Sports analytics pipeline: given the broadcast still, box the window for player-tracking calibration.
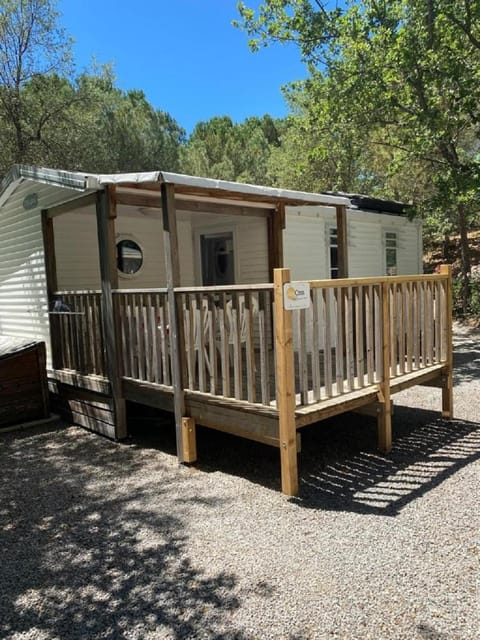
[385,232,398,275]
[116,239,143,275]
[200,232,235,286]
[329,227,339,279]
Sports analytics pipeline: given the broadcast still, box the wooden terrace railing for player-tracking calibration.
[291,274,450,408]
[50,290,105,376]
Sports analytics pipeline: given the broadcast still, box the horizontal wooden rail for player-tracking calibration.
[306,273,448,289]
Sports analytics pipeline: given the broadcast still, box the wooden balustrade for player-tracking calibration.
[176,285,275,405]
[289,273,451,409]
[50,291,105,376]
[113,289,172,387]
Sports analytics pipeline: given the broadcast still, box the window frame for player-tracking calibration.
[116,235,144,279]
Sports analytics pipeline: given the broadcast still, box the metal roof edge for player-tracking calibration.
[0,164,91,208]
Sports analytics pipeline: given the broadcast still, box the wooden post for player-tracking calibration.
[182,417,197,463]
[267,203,284,280]
[336,204,349,278]
[96,187,127,439]
[273,267,298,496]
[41,210,60,369]
[439,265,453,419]
[378,280,392,452]
[161,182,194,463]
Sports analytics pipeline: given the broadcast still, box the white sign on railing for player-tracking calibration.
[283,282,311,310]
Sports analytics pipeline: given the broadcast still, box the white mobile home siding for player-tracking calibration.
[284,206,422,280]
[54,208,269,290]
[0,182,81,364]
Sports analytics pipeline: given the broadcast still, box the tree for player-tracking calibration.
[237,0,480,312]
[181,114,281,184]
[0,0,72,164]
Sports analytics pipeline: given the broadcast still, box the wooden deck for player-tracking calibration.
[47,268,453,496]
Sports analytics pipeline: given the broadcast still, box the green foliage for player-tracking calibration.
[180,114,281,183]
[236,0,480,312]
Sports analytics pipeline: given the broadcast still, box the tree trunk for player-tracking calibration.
[457,203,471,315]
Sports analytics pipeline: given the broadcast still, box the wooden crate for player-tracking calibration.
[0,337,49,427]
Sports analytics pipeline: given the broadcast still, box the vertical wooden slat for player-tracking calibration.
[374,285,382,381]
[245,292,256,403]
[406,282,414,372]
[434,280,442,363]
[219,292,230,397]
[322,288,333,397]
[355,286,364,388]
[298,308,309,405]
[135,294,145,380]
[311,289,321,401]
[232,292,242,400]
[258,291,270,405]
[335,204,349,278]
[366,285,374,384]
[414,282,421,370]
[274,268,298,496]
[335,287,344,394]
[208,293,218,395]
[390,283,397,377]
[398,283,406,375]
[196,294,206,393]
[345,287,355,391]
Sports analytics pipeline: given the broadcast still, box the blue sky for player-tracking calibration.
[58,1,308,134]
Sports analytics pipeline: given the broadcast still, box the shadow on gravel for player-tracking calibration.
[0,425,247,640]
[294,406,480,516]
[452,327,480,384]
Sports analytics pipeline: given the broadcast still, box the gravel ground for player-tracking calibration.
[1,324,479,640]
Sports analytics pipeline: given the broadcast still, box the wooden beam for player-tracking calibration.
[274,267,298,496]
[41,210,61,369]
[161,182,187,462]
[336,204,349,278]
[175,198,272,218]
[46,192,97,218]
[182,417,197,463]
[377,281,392,452]
[439,264,453,419]
[267,205,284,280]
[96,187,127,439]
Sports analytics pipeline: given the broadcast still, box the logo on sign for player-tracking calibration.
[283,282,311,310]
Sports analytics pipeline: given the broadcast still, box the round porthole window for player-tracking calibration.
[116,239,143,275]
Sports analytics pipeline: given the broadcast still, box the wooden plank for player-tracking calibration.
[298,308,309,405]
[96,187,127,439]
[245,291,256,403]
[273,268,298,496]
[46,192,97,218]
[41,210,60,368]
[335,287,344,394]
[439,265,453,419]
[390,363,446,394]
[122,378,174,412]
[309,273,447,289]
[374,285,382,382]
[322,288,333,397]
[311,289,321,401]
[196,294,207,393]
[161,181,186,461]
[390,283,397,377]
[159,297,171,386]
[185,395,279,447]
[378,281,392,452]
[345,287,355,390]
[366,285,374,384]
[355,286,364,388]
[406,282,414,372]
[267,205,284,280]
[398,283,406,375]
[208,293,218,395]
[182,417,197,463]
[295,387,379,428]
[258,290,270,405]
[219,293,230,397]
[232,292,242,400]
[52,369,111,395]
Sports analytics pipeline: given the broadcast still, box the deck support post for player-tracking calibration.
[96,187,127,439]
[41,210,60,369]
[182,417,197,463]
[161,182,191,463]
[378,280,392,452]
[440,265,454,419]
[274,268,298,496]
[335,204,349,278]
